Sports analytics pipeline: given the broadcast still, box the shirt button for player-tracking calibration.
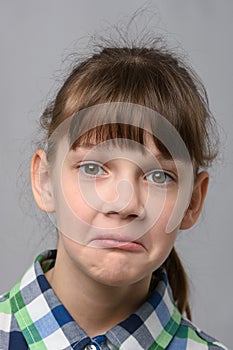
[84,345,98,350]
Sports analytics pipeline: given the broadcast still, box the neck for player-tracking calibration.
[45,247,151,338]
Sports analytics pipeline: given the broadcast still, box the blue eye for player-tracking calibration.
[145,170,174,185]
[79,163,106,176]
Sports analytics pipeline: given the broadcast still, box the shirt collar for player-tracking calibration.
[9,250,181,350]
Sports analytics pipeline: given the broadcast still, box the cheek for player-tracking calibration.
[64,187,94,222]
[145,190,178,230]
[146,201,180,263]
[56,170,97,223]
[147,227,178,270]
[51,171,98,244]
[158,190,182,230]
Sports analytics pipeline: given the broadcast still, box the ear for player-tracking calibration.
[31,149,55,212]
[180,171,209,229]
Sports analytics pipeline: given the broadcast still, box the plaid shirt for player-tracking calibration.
[0,250,228,350]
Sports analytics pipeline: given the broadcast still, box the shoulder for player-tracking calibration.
[171,317,229,350]
[0,291,29,349]
[0,292,12,347]
[0,292,12,329]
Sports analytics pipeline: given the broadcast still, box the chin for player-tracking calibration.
[95,275,141,287]
[89,264,148,287]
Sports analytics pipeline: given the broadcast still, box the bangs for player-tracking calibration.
[70,123,171,159]
[72,122,143,147]
[67,102,188,161]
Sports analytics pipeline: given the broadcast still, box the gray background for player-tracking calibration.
[0,1,232,348]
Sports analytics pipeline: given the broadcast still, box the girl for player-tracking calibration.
[0,38,228,349]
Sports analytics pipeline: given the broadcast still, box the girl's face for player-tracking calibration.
[32,134,208,287]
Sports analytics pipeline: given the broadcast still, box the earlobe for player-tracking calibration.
[31,149,55,212]
[180,171,209,230]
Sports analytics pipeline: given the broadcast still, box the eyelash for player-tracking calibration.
[145,170,174,185]
[78,162,107,177]
[77,162,175,185]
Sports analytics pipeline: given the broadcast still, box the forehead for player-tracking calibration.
[73,135,163,158]
[65,138,183,174]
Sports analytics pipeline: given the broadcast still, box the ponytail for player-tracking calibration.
[163,248,191,320]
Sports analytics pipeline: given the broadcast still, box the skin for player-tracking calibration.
[31,137,209,337]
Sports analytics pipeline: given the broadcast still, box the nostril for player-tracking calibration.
[119,212,138,220]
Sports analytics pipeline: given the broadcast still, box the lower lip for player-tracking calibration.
[89,239,145,251]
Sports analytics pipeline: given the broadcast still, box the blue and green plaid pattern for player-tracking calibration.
[0,250,228,349]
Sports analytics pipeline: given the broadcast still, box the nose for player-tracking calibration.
[101,177,146,220]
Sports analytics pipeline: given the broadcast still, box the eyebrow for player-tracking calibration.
[70,144,182,168]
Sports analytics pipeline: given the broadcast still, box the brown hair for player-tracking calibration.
[40,40,218,320]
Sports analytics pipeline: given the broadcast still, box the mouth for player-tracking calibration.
[88,236,145,251]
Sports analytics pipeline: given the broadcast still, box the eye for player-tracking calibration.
[145,170,174,185]
[79,162,106,177]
